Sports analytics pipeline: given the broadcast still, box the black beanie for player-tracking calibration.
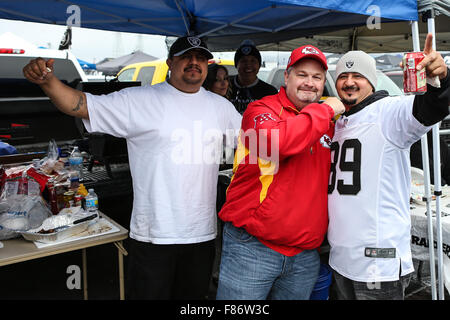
[234,40,262,67]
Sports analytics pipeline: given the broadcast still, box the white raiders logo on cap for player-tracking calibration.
[241,46,252,55]
[346,61,354,68]
[301,46,319,55]
[187,37,201,47]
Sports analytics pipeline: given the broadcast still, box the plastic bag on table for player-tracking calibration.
[47,139,59,161]
[0,165,50,202]
[0,195,52,240]
[39,140,66,176]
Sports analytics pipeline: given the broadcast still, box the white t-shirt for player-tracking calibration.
[328,95,430,282]
[82,81,242,244]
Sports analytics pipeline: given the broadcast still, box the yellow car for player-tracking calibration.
[208,58,237,76]
[116,58,237,86]
[116,59,169,85]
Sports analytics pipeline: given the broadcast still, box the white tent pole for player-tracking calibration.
[412,21,421,52]
[427,9,445,300]
[411,19,437,300]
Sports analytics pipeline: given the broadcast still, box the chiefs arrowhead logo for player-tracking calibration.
[301,46,319,55]
[254,113,276,128]
[320,134,332,148]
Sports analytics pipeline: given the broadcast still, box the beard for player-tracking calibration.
[340,86,359,106]
[297,88,320,103]
[182,65,203,85]
[341,98,358,106]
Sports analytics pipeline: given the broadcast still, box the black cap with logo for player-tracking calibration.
[234,39,262,67]
[168,36,213,59]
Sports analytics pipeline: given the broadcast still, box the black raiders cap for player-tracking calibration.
[168,36,213,60]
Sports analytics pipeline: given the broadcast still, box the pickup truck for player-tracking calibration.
[0,46,136,299]
[0,46,88,153]
[0,46,134,228]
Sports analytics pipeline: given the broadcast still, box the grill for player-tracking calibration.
[82,167,112,185]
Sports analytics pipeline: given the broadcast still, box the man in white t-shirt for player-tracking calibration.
[23,36,242,299]
[328,33,449,300]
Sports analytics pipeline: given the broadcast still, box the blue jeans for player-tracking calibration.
[216,222,320,300]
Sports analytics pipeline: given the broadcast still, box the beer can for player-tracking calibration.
[403,52,427,95]
[74,194,83,207]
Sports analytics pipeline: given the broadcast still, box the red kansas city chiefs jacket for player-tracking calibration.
[218,86,335,256]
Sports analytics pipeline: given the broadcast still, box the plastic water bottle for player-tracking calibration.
[69,146,83,181]
[85,188,98,213]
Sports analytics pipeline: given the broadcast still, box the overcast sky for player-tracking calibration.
[0,18,169,63]
[0,18,293,66]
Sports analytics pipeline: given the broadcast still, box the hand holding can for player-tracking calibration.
[403,52,427,95]
[402,33,448,94]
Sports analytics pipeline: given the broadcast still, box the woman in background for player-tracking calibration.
[202,64,231,99]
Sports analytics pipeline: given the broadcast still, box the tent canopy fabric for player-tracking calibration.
[95,50,158,75]
[418,0,450,16]
[0,0,418,51]
[255,12,450,53]
[77,58,96,70]
[252,0,450,53]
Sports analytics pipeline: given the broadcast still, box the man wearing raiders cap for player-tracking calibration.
[23,36,242,299]
[216,45,345,300]
[327,33,450,300]
[229,40,278,114]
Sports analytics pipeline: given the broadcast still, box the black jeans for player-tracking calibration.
[126,238,215,300]
[333,270,412,300]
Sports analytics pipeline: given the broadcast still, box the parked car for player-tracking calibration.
[116,59,169,85]
[207,58,237,76]
[257,67,273,82]
[0,44,135,210]
[116,58,237,86]
[0,45,88,149]
[383,68,403,91]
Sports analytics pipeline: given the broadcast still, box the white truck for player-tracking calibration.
[0,45,88,153]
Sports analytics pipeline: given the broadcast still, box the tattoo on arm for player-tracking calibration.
[72,94,85,113]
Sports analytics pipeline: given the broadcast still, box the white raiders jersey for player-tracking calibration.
[328,95,431,282]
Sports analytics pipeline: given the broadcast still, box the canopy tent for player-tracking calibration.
[1,0,448,300]
[255,0,450,53]
[95,50,158,75]
[77,58,96,70]
[0,0,418,52]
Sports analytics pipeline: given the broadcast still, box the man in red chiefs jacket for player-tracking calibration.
[216,45,345,300]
